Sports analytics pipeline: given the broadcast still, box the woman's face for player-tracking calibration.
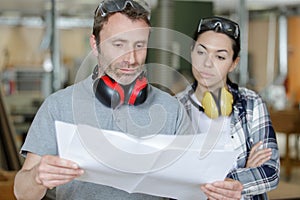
[191,31,239,91]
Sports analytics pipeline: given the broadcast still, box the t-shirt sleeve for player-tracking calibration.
[20,96,59,157]
[175,100,194,135]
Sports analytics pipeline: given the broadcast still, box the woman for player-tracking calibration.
[176,16,280,199]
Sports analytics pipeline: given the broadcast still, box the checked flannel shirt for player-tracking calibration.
[176,80,280,200]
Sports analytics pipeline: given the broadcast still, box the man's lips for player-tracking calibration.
[119,68,137,74]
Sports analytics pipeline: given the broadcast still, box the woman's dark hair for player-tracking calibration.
[191,16,240,61]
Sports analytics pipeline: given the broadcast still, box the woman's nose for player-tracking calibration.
[204,55,213,68]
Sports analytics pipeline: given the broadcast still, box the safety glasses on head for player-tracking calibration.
[197,16,240,40]
[95,0,151,20]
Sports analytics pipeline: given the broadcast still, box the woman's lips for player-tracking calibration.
[199,71,214,78]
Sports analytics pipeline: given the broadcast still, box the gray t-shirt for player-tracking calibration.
[21,76,193,200]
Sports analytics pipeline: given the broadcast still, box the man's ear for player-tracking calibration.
[90,35,99,56]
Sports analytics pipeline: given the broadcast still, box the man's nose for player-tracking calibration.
[124,49,137,65]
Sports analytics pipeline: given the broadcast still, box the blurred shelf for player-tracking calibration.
[270,108,300,180]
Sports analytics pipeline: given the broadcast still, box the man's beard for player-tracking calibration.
[104,64,144,85]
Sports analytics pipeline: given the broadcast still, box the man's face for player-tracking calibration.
[96,13,150,85]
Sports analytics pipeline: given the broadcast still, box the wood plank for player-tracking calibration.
[0,85,21,170]
[268,181,300,199]
[0,171,16,200]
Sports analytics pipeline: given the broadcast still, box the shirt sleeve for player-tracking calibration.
[20,96,59,157]
[226,95,280,196]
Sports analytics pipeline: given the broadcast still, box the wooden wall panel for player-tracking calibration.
[248,19,269,92]
[287,16,300,104]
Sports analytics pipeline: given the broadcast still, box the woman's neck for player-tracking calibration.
[194,84,226,102]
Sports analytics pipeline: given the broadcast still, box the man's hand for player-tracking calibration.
[246,141,272,168]
[33,155,84,189]
[201,178,243,200]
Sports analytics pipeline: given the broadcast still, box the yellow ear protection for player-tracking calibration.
[201,87,233,119]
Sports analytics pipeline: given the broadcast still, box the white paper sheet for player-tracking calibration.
[55,121,239,200]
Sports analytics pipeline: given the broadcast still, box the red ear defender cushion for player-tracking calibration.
[128,75,148,105]
[94,75,125,108]
[93,74,148,108]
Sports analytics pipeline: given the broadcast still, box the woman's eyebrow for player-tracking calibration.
[198,44,229,54]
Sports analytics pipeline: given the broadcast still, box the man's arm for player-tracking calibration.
[14,153,84,200]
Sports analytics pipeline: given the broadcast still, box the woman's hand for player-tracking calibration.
[201,178,243,200]
[246,141,272,168]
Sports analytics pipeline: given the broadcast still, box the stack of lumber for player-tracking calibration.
[0,170,16,200]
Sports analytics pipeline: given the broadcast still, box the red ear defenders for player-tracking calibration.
[201,87,233,119]
[93,74,148,108]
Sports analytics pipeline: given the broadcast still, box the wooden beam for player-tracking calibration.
[0,85,21,170]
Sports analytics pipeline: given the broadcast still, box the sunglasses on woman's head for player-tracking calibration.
[197,17,240,40]
[95,0,151,20]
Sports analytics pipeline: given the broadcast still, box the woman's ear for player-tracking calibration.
[90,35,99,57]
[229,56,240,72]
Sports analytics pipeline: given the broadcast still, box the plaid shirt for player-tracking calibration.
[176,81,280,200]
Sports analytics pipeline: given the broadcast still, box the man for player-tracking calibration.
[14,0,192,199]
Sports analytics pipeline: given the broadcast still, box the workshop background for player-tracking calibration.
[1,0,300,199]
